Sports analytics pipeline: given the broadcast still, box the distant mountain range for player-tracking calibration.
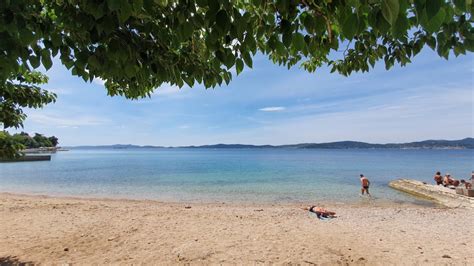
[70,138,474,150]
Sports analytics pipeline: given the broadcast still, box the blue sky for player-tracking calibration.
[15,48,474,146]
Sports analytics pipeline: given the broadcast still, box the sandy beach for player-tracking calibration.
[0,193,472,265]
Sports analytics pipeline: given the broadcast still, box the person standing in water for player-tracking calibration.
[360,174,371,196]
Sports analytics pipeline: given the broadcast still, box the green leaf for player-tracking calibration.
[392,15,409,38]
[107,0,121,11]
[216,50,226,63]
[381,0,400,25]
[342,13,358,39]
[426,36,436,50]
[118,2,132,23]
[183,76,194,87]
[282,32,292,48]
[224,52,235,69]
[215,9,230,33]
[464,39,474,52]
[181,22,193,39]
[292,33,305,51]
[154,0,168,7]
[426,0,443,19]
[88,3,105,19]
[453,0,467,11]
[425,8,446,33]
[453,45,465,56]
[125,64,136,77]
[276,0,290,14]
[19,29,35,45]
[414,0,427,15]
[71,66,78,76]
[236,58,244,74]
[196,0,207,8]
[303,14,316,33]
[41,50,52,70]
[314,16,327,34]
[29,56,40,69]
[88,55,100,68]
[242,52,253,68]
[50,33,62,46]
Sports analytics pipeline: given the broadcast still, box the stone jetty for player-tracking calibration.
[389,179,474,209]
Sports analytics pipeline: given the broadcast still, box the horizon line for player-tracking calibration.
[62,137,473,148]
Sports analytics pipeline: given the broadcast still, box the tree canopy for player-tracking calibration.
[0,0,473,132]
[0,131,59,159]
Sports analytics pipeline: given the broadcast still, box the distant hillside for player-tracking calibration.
[286,138,474,149]
[185,144,277,149]
[70,138,474,150]
[71,144,164,149]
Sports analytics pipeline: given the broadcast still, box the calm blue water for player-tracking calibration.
[0,149,472,204]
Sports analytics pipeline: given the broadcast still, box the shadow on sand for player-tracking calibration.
[0,256,34,266]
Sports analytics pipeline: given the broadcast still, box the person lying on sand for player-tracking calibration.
[303,206,336,219]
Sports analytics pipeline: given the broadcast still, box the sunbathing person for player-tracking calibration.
[304,206,336,218]
[443,174,453,187]
[444,174,460,187]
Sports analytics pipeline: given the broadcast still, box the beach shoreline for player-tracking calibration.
[1,192,472,265]
[0,189,438,208]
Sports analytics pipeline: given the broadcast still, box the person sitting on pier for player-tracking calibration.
[443,174,452,187]
[460,180,472,189]
[444,174,460,187]
[433,172,443,185]
[453,179,460,187]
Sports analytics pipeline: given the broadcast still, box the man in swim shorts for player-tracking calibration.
[360,174,370,196]
[433,171,443,185]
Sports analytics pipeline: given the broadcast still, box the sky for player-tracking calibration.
[13,48,474,146]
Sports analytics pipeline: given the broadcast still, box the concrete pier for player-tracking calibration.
[389,179,474,209]
[0,155,51,162]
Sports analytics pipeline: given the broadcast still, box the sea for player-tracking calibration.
[0,148,472,205]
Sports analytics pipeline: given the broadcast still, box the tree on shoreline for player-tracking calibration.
[0,131,59,159]
[0,0,472,157]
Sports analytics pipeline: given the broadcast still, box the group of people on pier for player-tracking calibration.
[433,171,472,189]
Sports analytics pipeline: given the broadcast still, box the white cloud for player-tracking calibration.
[179,125,190,129]
[153,84,182,95]
[259,106,286,112]
[93,78,106,86]
[28,113,109,128]
[245,87,474,144]
[46,87,73,95]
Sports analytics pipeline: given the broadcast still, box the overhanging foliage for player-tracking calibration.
[0,0,472,132]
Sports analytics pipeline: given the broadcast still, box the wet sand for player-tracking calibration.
[0,193,472,265]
